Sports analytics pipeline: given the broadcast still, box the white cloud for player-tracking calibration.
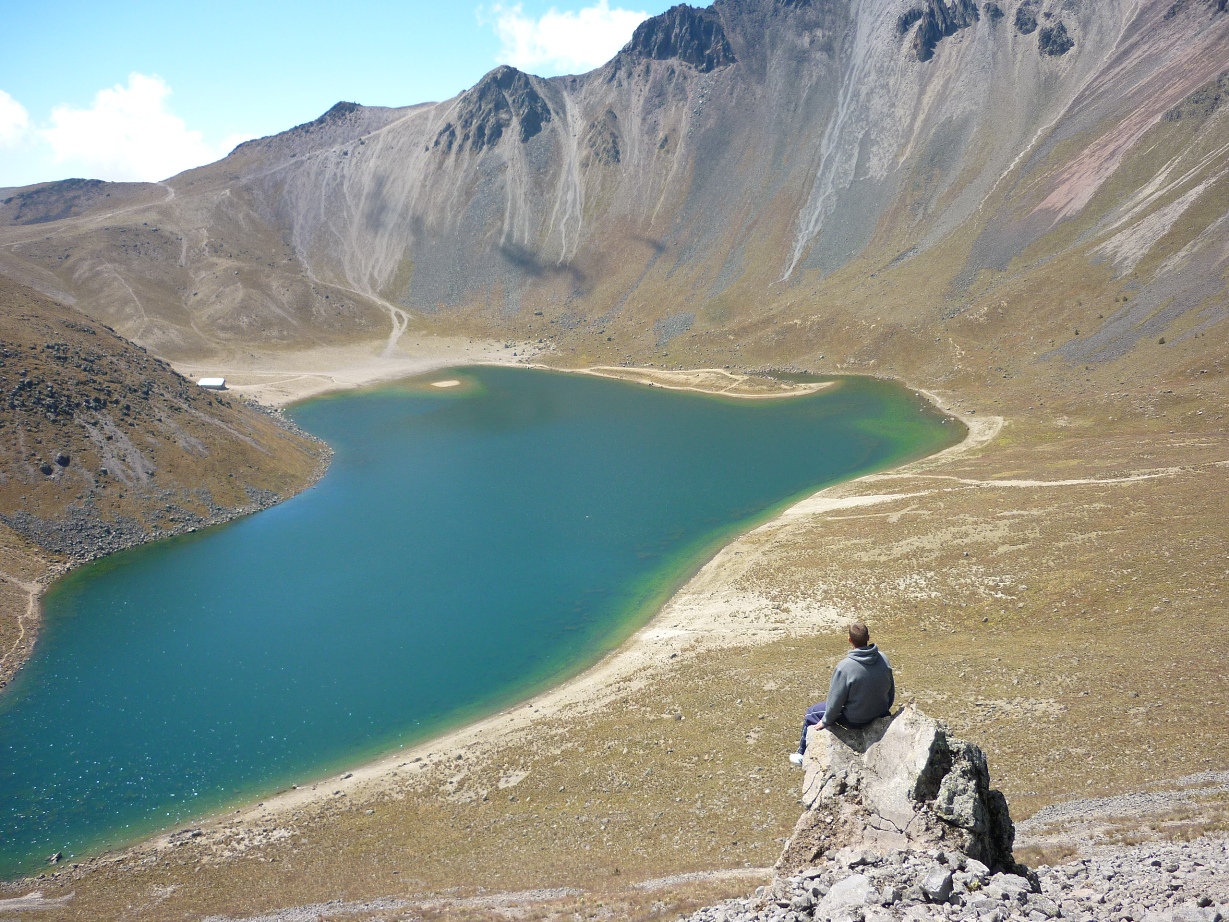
[484,0,650,75]
[0,90,29,148]
[40,73,230,182]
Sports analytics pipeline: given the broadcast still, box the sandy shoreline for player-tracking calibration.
[171,336,530,406]
[172,345,834,409]
[534,365,835,399]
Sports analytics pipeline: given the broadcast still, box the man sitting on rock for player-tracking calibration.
[789,621,894,765]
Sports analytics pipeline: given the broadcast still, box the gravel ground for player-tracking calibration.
[1018,773,1229,832]
[681,837,1229,922]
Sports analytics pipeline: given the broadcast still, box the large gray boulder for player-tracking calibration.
[778,705,1016,875]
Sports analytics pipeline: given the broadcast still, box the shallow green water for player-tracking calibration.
[0,366,960,877]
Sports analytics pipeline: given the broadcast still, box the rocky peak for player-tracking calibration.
[275,102,365,142]
[619,4,736,73]
[231,100,407,159]
[308,101,361,126]
[434,66,552,156]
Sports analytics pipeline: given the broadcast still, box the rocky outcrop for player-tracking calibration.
[1165,0,1222,17]
[897,9,925,35]
[433,66,552,155]
[1038,21,1075,56]
[299,101,361,129]
[680,707,1229,921]
[778,706,1016,875]
[1165,73,1229,121]
[231,100,408,160]
[908,0,981,62]
[1015,0,1039,34]
[582,109,622,167]
[619,4,735,72]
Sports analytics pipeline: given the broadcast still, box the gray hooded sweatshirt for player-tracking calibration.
[826,644,895,727]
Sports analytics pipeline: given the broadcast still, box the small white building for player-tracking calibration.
[197,377,227,390]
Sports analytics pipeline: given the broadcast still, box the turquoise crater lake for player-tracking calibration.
[0,367,960,877]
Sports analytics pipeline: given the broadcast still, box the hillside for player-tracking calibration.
[0,276,327,688]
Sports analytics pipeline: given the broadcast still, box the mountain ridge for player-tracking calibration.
[0,0,1224,387]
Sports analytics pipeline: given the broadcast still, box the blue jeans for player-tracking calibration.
[798,701,826,755]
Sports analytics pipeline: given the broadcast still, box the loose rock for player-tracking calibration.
[680,707,1229,922]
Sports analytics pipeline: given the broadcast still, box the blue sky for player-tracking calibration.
[0,0,674,188]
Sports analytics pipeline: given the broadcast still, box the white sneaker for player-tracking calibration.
[789,752,804,766]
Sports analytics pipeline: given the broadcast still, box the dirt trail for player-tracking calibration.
[192,868,773,922]
[0,571,44,683]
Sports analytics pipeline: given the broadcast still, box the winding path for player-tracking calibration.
[0,570,42,681]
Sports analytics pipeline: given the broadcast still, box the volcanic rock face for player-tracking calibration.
[433,66,554,155]
[1014,0,1038,33]
[906,0,981,62]
[1038,20,1074,56]
[778,706,1016,875]
[1166,73,1229,121]
[620,4,735,72]
[0,0,1226,370]
[583,109,623,167]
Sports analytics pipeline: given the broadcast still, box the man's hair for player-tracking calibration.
[848,622,870,647]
